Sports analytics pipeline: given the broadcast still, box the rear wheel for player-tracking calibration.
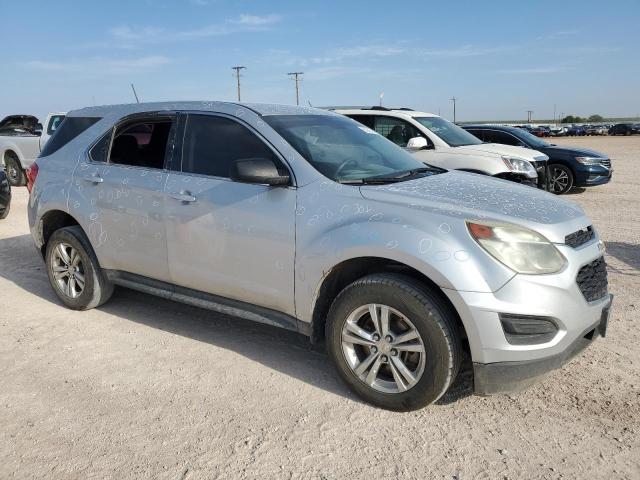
[45,226,113,310]
[326,274,461,411]
[4,155,26,187]
[548,164,574,195]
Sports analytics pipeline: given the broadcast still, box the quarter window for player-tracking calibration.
[181,114,279,178]
[40,117,101,157]
[89,132,111,163]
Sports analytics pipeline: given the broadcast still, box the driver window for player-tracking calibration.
[374,116,422,147]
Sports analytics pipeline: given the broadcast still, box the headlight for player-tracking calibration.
[576,156,604,166]
[467,221,567,274]
[501,156,537,177]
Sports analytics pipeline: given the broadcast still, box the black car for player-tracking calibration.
[0,169,11,219]
[608,123,640,136]
[463,125,612,194]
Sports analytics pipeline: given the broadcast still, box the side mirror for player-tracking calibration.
[34,123,43,136]
[406,136,431,150]
[230,157,290,186]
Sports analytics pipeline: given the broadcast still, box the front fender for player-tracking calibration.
[293,180,515,323]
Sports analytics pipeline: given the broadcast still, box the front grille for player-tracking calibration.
[576,257,608,302]
[565,226,594,248]
[600,159,611,168]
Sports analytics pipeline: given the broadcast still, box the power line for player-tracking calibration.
[232,66,246,102]
[450,96,457,123]
[288,72,304,106]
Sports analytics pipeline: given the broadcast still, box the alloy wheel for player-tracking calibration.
[341,304,426,393]
[549,167,570,193]
[51,242,85,299]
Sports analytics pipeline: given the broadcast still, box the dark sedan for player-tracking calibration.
[609,123,640,136]
[0,169,11,219]
[463,125,612,194]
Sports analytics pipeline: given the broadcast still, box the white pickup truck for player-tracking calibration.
[0,113,66,186]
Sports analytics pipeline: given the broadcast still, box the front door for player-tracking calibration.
[165,113,296,316]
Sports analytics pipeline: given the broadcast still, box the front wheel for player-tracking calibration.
[4,155,26,187]
[326,274,461,411]
[548,164,574,194]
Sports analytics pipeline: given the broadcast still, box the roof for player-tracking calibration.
[67,101,335,118]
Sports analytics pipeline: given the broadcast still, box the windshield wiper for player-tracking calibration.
[340,167,441,185]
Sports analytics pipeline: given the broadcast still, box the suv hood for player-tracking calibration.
[359,170,587,243]
[449,143,548,161]
[542,145,607,159]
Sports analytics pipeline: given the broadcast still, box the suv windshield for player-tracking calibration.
[414,117,482,147]
[264,114,433,183]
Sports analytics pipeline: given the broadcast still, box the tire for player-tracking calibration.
[45,226,114,310]
[0,202,9,220]
[326,273,461,411]
[4,155,26,187]
[548,164,574,195]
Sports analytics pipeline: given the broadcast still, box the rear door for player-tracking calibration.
[165,112,296,316]
[78,113,176,282]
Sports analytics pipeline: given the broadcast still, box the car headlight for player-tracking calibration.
[467,221,567,274]
[501,156,537,177]
[576,156,605,166]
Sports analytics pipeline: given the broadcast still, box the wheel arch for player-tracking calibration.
[38,209,84,258]
[309,256,468,349]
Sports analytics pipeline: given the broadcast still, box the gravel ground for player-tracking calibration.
[1,136,638,479]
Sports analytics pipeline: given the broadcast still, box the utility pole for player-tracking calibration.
[450,97,457,123]
[288,72,304,106]
[232,66,246,102]
[527,110,533,123]
[553,103,557,125]
[130,83,140,103]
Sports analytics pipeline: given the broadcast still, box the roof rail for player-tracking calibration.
[322,106,414,112]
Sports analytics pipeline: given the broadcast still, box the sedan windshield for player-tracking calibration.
[513,129,550,148]
[414,116,482,147]
[264,114,435,183]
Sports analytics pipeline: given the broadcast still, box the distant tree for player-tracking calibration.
[561,115,584,124]
[588,114,604,122]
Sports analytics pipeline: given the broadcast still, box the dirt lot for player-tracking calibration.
[0,136,638,479]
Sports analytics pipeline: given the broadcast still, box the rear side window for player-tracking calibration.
[40,117,101,157]
[109,119,173,169]
[465,129,484,141]
[484,130,523,146]
[181,114,278,178]
[373,116,422,147]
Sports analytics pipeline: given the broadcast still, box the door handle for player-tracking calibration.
[81,174,103,184]
[169,191,197,203]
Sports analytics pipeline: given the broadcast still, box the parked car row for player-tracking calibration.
[24,101,612,411]
[513,122,640,137]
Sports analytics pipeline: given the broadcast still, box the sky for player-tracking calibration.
[1,0,639,122]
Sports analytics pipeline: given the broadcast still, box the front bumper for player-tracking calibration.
[575,164,613,187]
[443,238,611,393]
[473,296,611,394]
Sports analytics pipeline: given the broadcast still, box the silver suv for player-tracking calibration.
[28,102,612,411]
